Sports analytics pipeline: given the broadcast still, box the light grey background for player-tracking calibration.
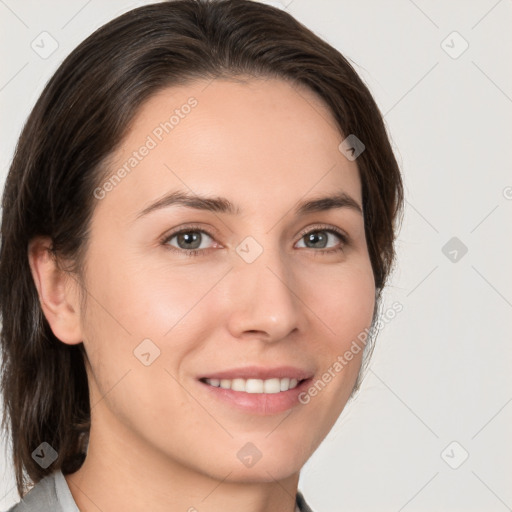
[1,0,511,510]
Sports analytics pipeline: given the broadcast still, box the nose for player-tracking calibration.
[226,248,301,342]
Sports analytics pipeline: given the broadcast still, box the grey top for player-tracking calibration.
[4,469,315,512]
[4,470,79,512]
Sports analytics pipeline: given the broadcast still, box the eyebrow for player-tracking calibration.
[135,190,363,220]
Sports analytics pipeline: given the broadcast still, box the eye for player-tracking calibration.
[295,225,349,255]
[160,224,217,257]
[160,223,349,257]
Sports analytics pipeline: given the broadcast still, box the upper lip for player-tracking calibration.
[198,365,314,381]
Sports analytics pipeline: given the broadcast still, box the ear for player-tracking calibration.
[27,236,84,345]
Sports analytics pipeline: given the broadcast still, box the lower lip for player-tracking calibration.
[197,378,313,415]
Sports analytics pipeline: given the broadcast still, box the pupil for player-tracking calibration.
[307,231,326,248]
[179,232,201,249]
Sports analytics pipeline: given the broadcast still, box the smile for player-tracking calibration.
[201,377,302,393]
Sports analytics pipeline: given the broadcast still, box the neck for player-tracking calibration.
[64,408,301,512]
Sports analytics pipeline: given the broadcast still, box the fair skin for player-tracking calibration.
[28,76,375,512]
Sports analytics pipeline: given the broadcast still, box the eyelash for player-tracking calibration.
[160,223,349,258]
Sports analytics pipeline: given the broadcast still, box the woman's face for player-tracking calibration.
[75,77,375,481]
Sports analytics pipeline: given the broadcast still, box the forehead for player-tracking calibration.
[95,76,362,220]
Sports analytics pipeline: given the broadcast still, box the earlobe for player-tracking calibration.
[27,236,83,345]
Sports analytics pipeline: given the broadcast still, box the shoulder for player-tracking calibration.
[3,471,63,512]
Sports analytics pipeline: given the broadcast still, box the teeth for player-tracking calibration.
[204,377,300,393]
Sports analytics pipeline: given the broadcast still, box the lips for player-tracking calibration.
[197,365,314,381]
[198,375,314,415]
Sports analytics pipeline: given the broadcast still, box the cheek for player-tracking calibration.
[298,260,375,405]
[87,243,218,340]
[305,258,376,348]
[79,251,213,432]
[335,271,375,344]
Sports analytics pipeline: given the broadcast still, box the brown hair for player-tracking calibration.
[0,0,404,498]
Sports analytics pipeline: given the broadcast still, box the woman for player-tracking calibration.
[0,1,404,510]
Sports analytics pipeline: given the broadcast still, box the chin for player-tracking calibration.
[196,444,306,483]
